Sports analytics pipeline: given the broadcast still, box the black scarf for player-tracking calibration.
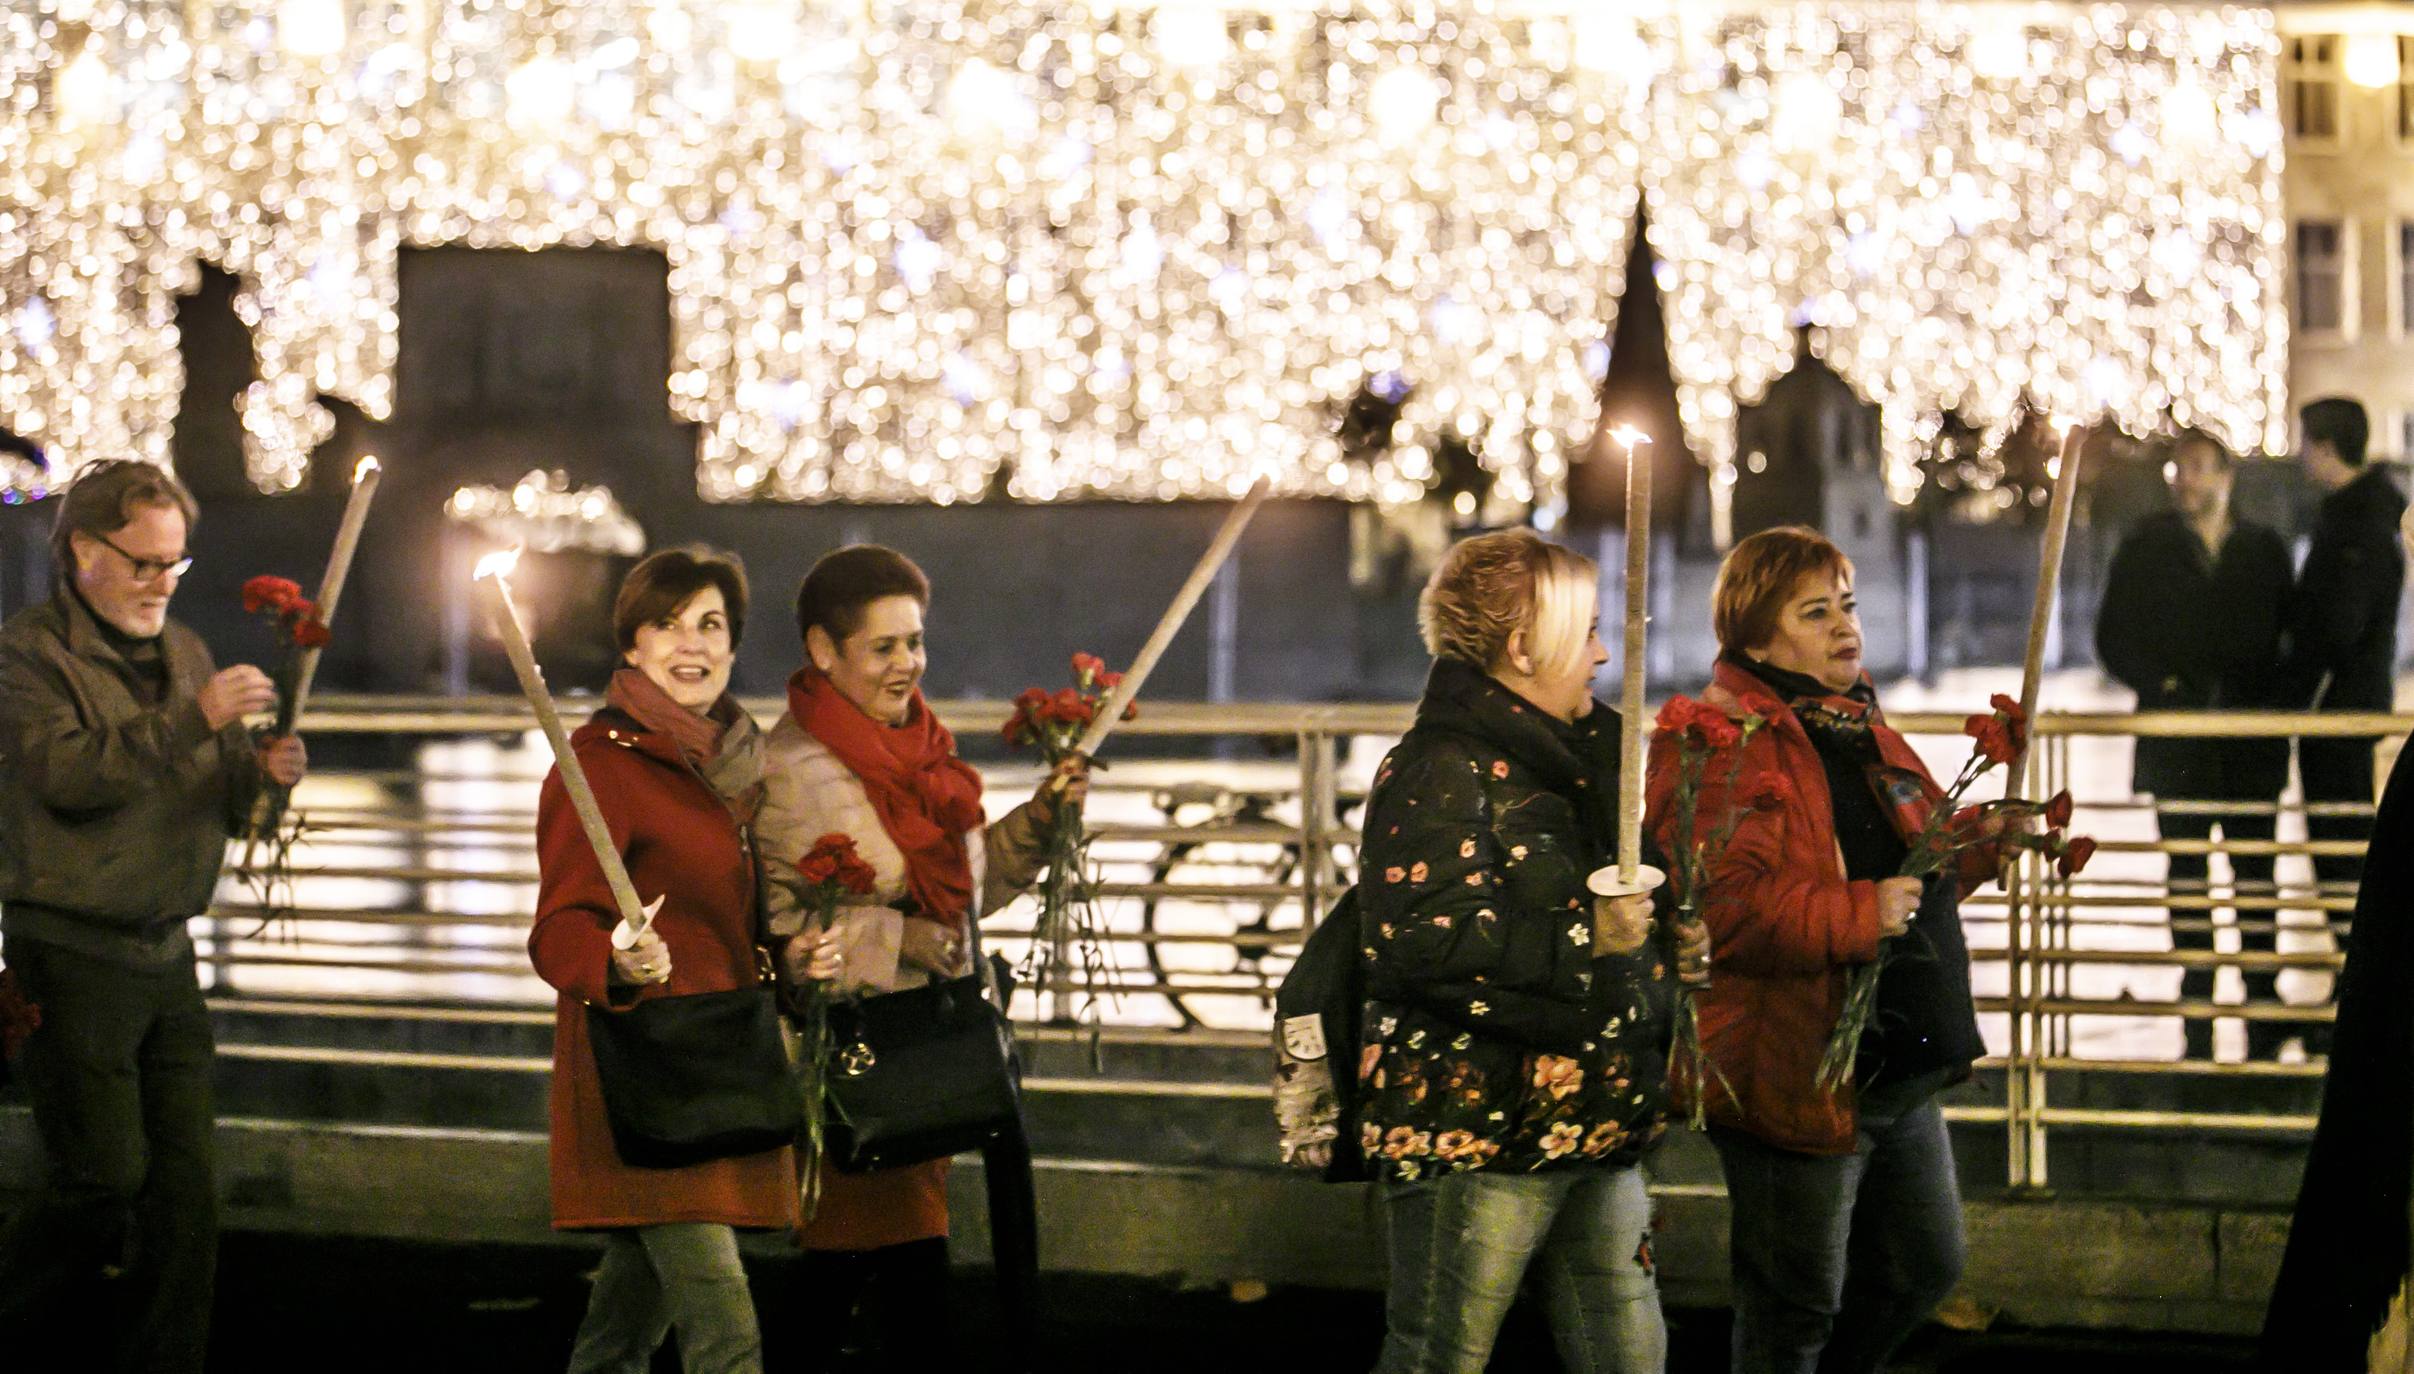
[1726,652,1905,881]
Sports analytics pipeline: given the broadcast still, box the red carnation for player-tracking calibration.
[1963,712,2016,767]
[1654,696,1700,733]
[2044,790,2074,831]
[1655,696,1741,751]
[291,618,331,649]
[1096,669,1124,691]
[1740,771,1793,812]
[1070,652,1107,687]
[2056,835,2097,878]
[1045,688,1094,726]
[797,833,877,896]
[242,575,303,614]
[1988,693,2030,755]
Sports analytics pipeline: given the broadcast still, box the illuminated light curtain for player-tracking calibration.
[1643,3,2288,501]
[0,1,2287,509]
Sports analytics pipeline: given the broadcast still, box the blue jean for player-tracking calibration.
[1709,1094,1965,1374]
[1377,1165,1665,1374]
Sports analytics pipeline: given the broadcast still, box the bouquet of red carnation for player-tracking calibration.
[790,831,879,1216]
[1814,694,2095,1093]
[999,651,1131,1032]
[236,574,335,885]
[1651,696,1785,1129]
[242,576,331,736]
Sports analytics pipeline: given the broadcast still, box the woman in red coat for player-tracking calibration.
[1645,527,1999,1374]
[530,547,838,1374]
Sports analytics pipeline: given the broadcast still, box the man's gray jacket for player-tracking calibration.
[0,590,261,966]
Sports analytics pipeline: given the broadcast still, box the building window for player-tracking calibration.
[2402,38,2414,141]
[2403,220,2414,335]
[2287,35,2341,141]
[2297,219,2348,334]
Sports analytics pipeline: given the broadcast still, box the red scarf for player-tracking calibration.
[786,668,984,929]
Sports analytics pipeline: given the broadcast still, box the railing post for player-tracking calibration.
[1298,726,1339,936]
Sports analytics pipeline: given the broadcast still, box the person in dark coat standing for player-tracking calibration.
[2262,716,2414,1368]
[0,460,306,1372]
[2095,430,2293,1059]
[2278,398,2405,1054]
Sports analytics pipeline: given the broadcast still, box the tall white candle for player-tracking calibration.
[1073,474,1271,760]
[285,453,380,729]
[474,548,650,938]
[1611,424,1653,883]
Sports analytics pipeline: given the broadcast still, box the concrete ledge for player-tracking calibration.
[0,1109,2285,1335]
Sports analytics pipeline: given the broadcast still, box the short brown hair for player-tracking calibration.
[50,459,200,576]
[2170,427,2233,470]
[1418,529,1597,674]
[1712,526,1855,653]
[613,546,749,652]
[794,544,931,644]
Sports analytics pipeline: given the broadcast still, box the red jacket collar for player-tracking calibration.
[571,708,686,769]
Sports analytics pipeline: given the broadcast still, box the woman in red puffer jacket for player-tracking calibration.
[1645,527,2003,1374]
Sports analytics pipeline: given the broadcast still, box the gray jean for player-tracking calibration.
[1709,1093,1965,1374]
[1377,1165,1666,1374]
[567,1223,762,1374]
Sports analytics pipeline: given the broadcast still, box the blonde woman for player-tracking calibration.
[1360,529,1696,1374]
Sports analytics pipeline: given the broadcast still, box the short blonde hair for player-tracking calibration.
[1712,526,1855,653]
[1418,530,1598,676]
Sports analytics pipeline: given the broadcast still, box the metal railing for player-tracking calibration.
[198,695,2400,1189]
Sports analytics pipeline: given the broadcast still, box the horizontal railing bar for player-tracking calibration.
[286,696,2414,741]
[1983,997,2337,1023]
[2037,1056,2326,1078]
[2033,1108,2318,1132]
[216,1042,551,1073]
[207,998,554,1026]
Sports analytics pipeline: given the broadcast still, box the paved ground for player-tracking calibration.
[13,1232,2246,1372]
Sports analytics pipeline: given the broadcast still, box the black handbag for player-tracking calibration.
[822,944,1024,1173]
[584,809,807,1170]
[587,982,806,1168]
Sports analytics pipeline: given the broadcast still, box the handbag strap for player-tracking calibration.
[965,897,1006,1008]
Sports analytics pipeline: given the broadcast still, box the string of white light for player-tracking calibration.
[0,1,2287,509]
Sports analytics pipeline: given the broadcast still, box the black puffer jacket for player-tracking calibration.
[1355,658,1673,1181]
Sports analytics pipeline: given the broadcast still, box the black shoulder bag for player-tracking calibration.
[585,830,807,1169]
[822,913,1025,1173]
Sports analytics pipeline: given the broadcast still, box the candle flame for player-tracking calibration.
[353,453,380,482]
[474,547,522,581]
[1607,423,1651,450]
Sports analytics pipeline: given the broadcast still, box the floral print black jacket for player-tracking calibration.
[1356,657,1674,1181]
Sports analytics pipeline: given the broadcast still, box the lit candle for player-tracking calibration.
[283,453,380,731]
[2014,418,2085,788]
[1073,474,1270,761]
[1610,423,1653,884]
[474,548,656,951]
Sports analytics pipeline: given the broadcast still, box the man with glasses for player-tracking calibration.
[0,459,306,1370]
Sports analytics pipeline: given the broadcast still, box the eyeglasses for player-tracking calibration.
[90,530,193,583]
